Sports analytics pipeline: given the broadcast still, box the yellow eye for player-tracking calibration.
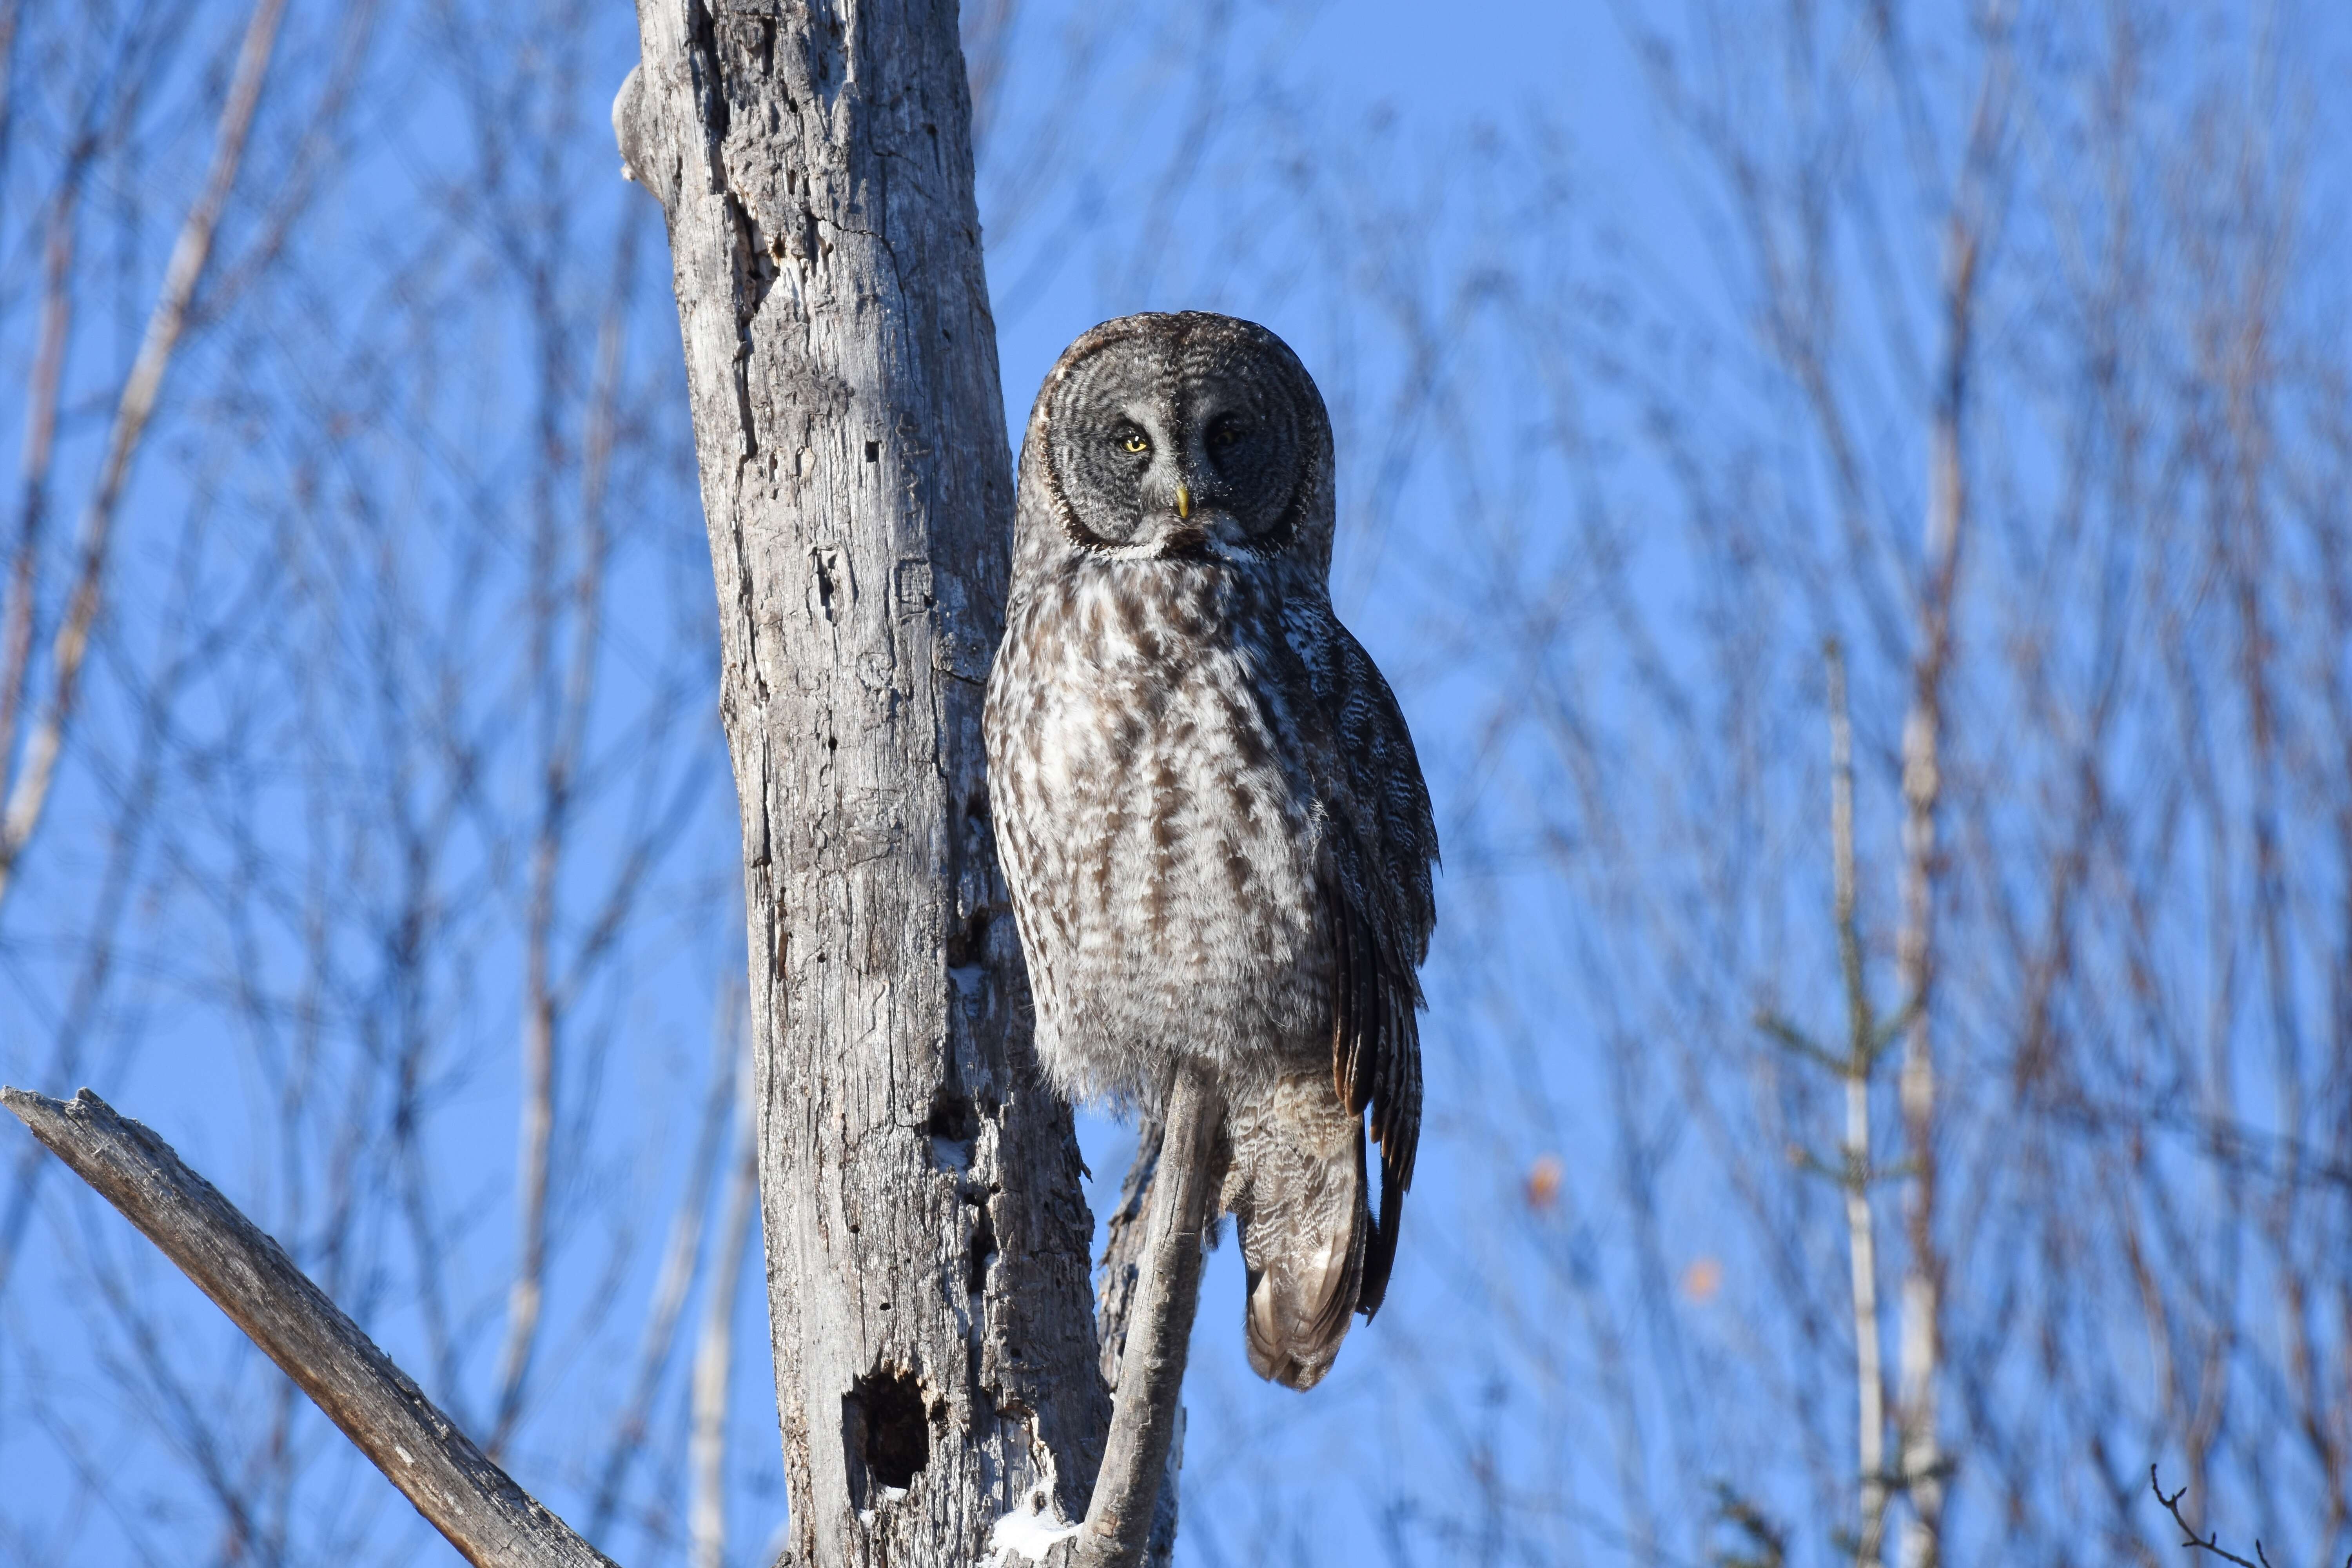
[1122,432,1149,454]
[1211,421,1241,446]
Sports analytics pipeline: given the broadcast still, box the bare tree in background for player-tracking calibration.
[1758,641,1909,1568]
[1221,2,2352,1564]
[0,0,751,1557]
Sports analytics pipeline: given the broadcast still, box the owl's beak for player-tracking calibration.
[1175,481,1192,521]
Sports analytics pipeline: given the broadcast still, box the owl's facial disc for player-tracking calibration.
[1045,326,1309,559]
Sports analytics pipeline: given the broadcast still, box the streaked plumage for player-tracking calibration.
[984,312,1436,1390]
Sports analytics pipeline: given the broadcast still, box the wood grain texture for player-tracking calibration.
[0,1087,615,1568]
[1090,1115,1181,1568]
[1075,1062,1219,1568]
[618,3,1111,1563]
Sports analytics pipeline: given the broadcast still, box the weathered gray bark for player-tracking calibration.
[1091,1118,1182,1568]
[0,1088,616,1568]
[1075,1065,1217,1568]
[616,4,1111,1564]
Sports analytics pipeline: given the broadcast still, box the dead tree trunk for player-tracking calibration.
[615,4,1110,1564]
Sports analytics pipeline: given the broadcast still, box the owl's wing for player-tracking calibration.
[1307,613,1437,1318]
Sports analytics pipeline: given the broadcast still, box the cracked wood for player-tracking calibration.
[619,3,1111,1563]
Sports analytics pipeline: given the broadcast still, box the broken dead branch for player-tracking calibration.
[0,1087,615,1568]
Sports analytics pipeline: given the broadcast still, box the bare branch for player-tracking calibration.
[1090,1111,1181,1567]
[1756,1011,1848,1078]
[2147,1465,2327,1568]
[1894,31,2008,1563]
[0,1087,617,1568]
[0,0,287,910]
[1827,638,1890,1568]
[1076,1060,1221,1568]
[586,991,743,1539]
[0,176,78,784]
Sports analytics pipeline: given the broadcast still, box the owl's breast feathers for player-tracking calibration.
[985,558,1436,1305]
[988,560,1320,1095]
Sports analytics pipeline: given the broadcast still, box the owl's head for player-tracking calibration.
[1019,312,1334,575]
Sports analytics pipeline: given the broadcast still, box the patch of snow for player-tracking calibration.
[985,1487,1081,1566]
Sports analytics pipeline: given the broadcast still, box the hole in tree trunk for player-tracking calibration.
[844,1367,931,1506]
[967,1209,997,1296]
[927,1089,978,1172]
[944,908,990,969]
[925,1090,978,1144]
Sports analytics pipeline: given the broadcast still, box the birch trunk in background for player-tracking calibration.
[617,3,1110,1564]
[1896,45,2004,1567]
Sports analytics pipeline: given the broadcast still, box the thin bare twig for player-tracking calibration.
[0,176,78,784]
[585,986,741,1539]
[0,0,287,911]
[2148,1465,2348,1568]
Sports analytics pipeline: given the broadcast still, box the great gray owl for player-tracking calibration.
[984,311,1436,1392]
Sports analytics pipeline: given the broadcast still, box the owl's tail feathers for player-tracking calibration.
[1231,1087,1372,1392]
[1354,1127,1405,1319]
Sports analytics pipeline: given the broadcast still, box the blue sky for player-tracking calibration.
[4,2,2350,1566]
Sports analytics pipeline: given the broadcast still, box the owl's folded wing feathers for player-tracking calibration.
[1314,619,1437,1318]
